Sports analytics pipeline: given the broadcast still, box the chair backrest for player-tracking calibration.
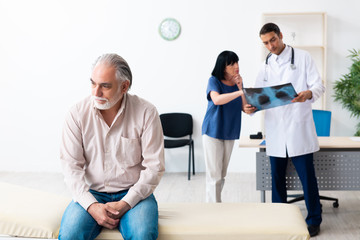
[160,113,193,138]
[312,109,331,137]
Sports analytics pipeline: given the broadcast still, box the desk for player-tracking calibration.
[239,136,360,202]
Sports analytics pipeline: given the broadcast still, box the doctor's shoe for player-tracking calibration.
[308,225,320,237]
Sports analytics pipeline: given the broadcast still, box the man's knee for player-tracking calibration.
[58,227,82,240]
[59,219,100,240]
[120,195,159,239]
[122,225,158,240]
[59,201,100,240]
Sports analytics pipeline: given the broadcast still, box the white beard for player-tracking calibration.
[92,93,122,110]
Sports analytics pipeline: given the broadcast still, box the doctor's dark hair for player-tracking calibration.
[211,51,239,81]
[259,23,281,37]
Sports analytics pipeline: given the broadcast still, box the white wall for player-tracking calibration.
[0,0,359,173]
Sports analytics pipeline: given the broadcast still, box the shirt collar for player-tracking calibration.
[274,44,292,65]
[117,93,127,116]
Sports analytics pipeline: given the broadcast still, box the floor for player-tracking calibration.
[0,171,359,240]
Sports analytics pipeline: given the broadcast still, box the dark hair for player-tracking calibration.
[211,51,239,80]
[259,23,281,37]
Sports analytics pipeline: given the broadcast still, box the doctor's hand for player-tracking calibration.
[291,90,312,103]
[244,104,257,114]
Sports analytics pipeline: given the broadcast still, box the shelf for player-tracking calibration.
[263,12,326,16]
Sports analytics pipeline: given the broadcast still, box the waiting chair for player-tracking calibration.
[287,109,339,208]
[160,113,195,180]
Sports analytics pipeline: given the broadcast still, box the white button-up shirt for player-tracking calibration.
[60,93,165,210]
[255,45,325,157]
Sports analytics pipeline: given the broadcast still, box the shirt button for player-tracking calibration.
[104,164,110,171]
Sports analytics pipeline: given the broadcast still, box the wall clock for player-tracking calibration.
[159,18,181,41]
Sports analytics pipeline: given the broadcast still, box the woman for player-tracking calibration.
[202,50,247,202]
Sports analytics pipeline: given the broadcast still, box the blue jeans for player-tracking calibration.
[270,153,322,226]
[58,190,158,240]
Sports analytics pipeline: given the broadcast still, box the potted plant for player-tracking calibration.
[333,49,360,136]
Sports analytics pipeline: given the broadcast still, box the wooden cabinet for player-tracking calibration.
[261,12,327,109]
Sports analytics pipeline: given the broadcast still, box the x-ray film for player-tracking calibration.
[243,83,298,111]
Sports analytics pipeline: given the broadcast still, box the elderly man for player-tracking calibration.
[59,53,165,240]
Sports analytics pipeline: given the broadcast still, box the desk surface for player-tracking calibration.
[239,136,360,149]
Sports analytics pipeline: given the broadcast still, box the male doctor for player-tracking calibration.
[246,23,325,237]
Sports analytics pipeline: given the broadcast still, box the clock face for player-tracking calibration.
[159,18,181,41]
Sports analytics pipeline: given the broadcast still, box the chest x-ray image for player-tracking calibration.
[243,83,298,111]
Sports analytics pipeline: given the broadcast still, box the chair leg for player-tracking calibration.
[188,144,191,180]
[287,194,339,208]
[319,195,339,208]
[287,195,305,204]
[192,141,195,175]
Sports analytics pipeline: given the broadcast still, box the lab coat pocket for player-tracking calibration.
[116,136,142,167]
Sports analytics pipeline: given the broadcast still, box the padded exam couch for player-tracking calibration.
[0,182,309,240]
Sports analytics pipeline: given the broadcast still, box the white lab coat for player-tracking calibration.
[255,45,325,158]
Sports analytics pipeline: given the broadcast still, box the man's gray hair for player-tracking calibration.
[92,53,132,88]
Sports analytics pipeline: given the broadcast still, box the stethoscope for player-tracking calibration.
[264,45,295,81]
